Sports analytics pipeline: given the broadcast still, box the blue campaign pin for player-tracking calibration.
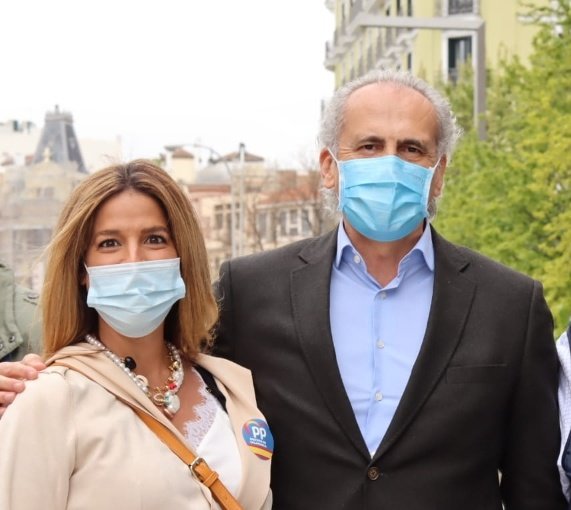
[242,419,274,460]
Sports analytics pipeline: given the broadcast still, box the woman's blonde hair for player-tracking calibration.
[41,159,218,360]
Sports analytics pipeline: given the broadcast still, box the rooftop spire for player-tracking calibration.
[32,106,86,173]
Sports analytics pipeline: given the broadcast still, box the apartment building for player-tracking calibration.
[0,108,88,288]
[324,0,548,87]
[185,167,335,278]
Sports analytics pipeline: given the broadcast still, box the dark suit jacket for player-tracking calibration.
[214,227,565,510]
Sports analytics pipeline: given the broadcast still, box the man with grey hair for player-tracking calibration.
[0,70,565,509]
[214,70,564,508]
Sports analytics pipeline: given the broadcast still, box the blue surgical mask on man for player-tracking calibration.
[85,257,186,338]
[328,150,441,242]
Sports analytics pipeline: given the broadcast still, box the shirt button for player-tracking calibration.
[353,255,361,264]
[375,391,383,401]
[380,291,387,299]
[376,340,385,349]
[367,467,380,480]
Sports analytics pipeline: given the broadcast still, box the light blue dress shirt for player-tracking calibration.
[330,222,435,456]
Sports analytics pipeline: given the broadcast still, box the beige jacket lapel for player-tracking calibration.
[47,344,182,436]
[196,354,272,510]
[48,345,272,510]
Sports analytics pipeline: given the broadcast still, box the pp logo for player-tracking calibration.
[242,419,274,460]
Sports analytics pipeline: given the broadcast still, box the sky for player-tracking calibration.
[0,1,334,169]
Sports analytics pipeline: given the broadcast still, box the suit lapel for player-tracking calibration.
[374,229,476,460]
[291,229,370,460]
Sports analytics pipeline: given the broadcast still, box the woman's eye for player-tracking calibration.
[99,239,118,248]
[147,234,166,244]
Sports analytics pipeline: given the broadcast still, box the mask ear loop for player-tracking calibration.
[327,147,339,166]
[430,155,442,172]
[327,148,344,211]
[423,156,443,220]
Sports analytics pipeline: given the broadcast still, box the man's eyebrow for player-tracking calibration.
[355,135,385,144]
[398,138,429,150]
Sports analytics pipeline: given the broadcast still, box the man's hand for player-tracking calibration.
[0,354,46,417]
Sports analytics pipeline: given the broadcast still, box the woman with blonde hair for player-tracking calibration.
[0,160,272,509]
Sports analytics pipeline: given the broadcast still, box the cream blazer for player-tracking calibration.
[0,343,272,510]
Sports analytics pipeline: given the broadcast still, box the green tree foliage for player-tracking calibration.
[435,0,571,332]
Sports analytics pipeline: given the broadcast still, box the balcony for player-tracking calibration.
[363,0,379,11]
[337,0,361,42]
[338,24,357,47]
[324,41,337,71]
[357,56,364,76]
[327,0,418,72]
[376,31,384,59]
[385,27,395,48]
[349,0,364,24]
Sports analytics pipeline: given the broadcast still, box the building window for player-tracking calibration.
[257,212,267,239]
[279,211,287,237]
[448,36,472,82]
[407,0,413,16]
[214,205,224,230]
[407,52,412,70]
[448,0,474,15]
[302,209,312,236]
[289,209,299,236]
[269,211,278,242]
[376,29,384,59]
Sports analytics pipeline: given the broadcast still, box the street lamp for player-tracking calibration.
[237,142,246,257]
[351,13,486,139]
[174,142,239,258]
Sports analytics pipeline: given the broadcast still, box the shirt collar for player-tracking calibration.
[334,221,435,272]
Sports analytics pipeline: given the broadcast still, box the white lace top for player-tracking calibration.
[182,368,242,501]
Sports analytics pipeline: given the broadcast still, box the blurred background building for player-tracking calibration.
[324,0,547,87]
[0,107,122,289]
[163,144,334,278]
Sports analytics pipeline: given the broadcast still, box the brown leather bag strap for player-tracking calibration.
[132,406,243,510]
[53,361,243,510]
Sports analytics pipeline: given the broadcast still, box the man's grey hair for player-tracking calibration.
[319,69,462,159]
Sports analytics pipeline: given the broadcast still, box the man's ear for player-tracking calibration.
[319,148,337,189]
[432,155,447,198]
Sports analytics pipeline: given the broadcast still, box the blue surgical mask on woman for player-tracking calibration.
[85,257,186,338]
[329,150,440,242]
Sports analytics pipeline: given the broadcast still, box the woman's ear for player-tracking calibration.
[80,265,89,288]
